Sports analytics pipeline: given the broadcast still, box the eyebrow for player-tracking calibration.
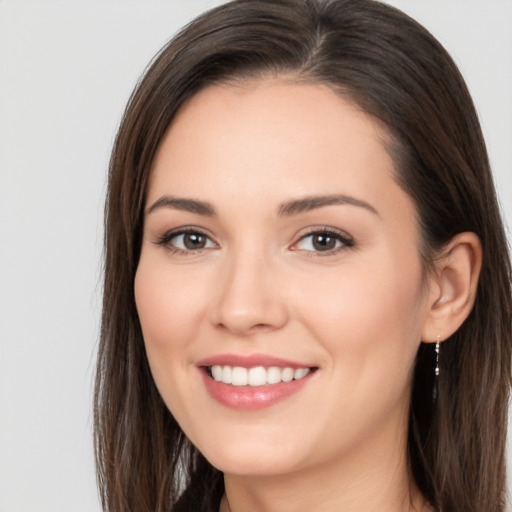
[146,193,379,217]
[147,196,217,216]
[278,194,380,217]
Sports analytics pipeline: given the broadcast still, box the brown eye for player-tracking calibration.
[293,229,354,254]
[311,234,337,251]
[156,229,216,252]
[182,232,208,250]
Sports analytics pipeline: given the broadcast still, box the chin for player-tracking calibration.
[208,455,296,477]
[197,436,306,477]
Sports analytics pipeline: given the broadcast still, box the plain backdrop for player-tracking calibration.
[0,2,511,511]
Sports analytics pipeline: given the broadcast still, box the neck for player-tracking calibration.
[221,468,425,512]
[220,413,429,512]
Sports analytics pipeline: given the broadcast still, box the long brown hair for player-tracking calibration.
[94,1,512,511]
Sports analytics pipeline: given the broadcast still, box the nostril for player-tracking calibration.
[253,323,272,329]
[215,321,277,335]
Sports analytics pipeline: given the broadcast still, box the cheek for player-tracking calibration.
[134,258,214,426]
[133,257,209,415]
[287,253,426,452]
[297,249,425,378]
[134,260,207,352]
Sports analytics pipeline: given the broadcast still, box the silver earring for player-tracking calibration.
[435,335,441,377]
[432,335,441,401]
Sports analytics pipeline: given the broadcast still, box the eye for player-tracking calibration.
[292,229,354,255]
[155,228,217,253]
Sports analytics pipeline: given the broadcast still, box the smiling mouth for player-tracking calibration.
[206,365,316,387]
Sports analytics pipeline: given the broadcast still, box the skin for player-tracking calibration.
[134,79,481,512]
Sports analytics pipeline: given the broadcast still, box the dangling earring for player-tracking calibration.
[433,335,441,401]
[435,335,441,377]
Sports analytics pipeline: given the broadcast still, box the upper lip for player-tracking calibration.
[195,353,314,369]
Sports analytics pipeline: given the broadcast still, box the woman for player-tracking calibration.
[94,1,512,511]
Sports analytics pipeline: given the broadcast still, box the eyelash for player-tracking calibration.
[154,227,355,257]
[293,228,355,257]
[154,227,216,256]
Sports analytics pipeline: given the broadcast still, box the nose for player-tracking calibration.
[208,248,289,336]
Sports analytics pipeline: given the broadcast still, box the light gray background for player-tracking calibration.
[0,2,510,511]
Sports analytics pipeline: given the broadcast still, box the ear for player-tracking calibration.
[421,232,482,343]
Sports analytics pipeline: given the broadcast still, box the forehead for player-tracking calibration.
[146,79,415,229]
[161,79,389,158]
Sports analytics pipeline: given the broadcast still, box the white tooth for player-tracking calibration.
[221,365,232,384]
[294,368,310,380]
[281,367,294,382]
[248,366,267,386]
[231,367,248,386]
[267,366,282,384]
[211,365,223,381]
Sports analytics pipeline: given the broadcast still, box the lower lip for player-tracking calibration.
[200,370,313,411]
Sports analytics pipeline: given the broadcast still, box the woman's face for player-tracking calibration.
[135,80,432,477]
